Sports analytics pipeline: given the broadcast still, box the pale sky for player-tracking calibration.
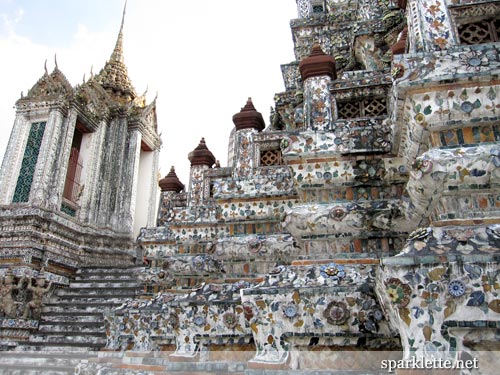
[0,0,297,185]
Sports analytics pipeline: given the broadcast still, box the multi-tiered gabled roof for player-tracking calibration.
[18,60,73,103]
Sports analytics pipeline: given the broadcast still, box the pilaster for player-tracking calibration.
[123,129,142,233]
[0,115,30,204]
[30,107,66,207]
[48,108,78,211]
[407,0,457,53]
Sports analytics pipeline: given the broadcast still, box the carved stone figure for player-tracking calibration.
[22,272,52,320]
[0,268,23,318]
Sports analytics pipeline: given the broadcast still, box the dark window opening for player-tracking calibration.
[12,122,46,203]
[63,127,83,203]
[458,17,500,45]
[337,97,387,119]
[260,148,283,166]
[312,5,324,13]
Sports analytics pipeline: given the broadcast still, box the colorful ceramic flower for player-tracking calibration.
[320,263,346,281]
[323,301,350,325]
[222,312,238,329]
[329,206,347,221]
[448,280,466,298]
[194,316,205,327]
[283,303,298,319]
[414,113,425,124]
[385,278,412,307]
[167,313,179,329]
[242,302,256,322]
[248,238,262,253]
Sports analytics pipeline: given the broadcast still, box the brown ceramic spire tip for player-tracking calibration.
[159,166,184,192]
[188,138,216,167]
[299,43,337,81]
[232,98,265,132]
[241,98,257,112]
[310,43,325,56]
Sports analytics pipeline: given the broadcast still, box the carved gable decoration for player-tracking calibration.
[20,67,73,102]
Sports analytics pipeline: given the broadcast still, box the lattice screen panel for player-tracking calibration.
[458,18,499,45]
[337,97,387,119]
[12,122,46,203]
[260,149,283,166]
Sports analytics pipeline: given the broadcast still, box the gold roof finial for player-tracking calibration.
[95,0,136,102]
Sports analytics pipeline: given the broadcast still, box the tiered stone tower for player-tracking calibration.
[0,4,160,353]
[123,0,500,372]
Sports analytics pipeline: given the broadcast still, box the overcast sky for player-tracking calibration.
[0,0,297,184]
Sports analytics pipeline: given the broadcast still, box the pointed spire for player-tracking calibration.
[110,0,127,65]
[299,43,337,81]
[159,166,185,192]
[232,97,265,132]
[94,0,136,102]
[188,138,216,167]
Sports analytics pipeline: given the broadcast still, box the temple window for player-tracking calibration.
[260,148,283,166]
[337,97,387,119]
[61,120,93,216]
[458,17,500,45]
[12,122,46,203]
[311,0,325,13]
[63,128,83,204]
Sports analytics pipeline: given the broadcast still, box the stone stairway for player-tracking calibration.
[77,351,249,375]
[0,266,145,375]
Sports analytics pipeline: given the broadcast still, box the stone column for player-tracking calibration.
[406,0,457,53]
[187,138,216,207]
[231,98,265,179]
[0,115,31,204]
[31,107,66,207]
[299,43,336,131]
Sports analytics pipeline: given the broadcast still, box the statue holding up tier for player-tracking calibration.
[22,270,52,320]
[0,268,23,318]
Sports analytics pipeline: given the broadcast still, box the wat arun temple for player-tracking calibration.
[0,0,499,374]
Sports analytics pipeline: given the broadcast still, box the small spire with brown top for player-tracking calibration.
[188,138,216,167]
[299,43,337,81]
[159,166,185,192]
[232,98,265,132]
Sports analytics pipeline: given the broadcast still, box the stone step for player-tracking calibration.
[55,293,142,303]
[42,301,123,313]
[0,351,92,368]
[38,321,104,333]
[16,341,103,351]
[166,361,247,373]
[31,330,106,342]
[0,365,74,375]
[76,267,144,277]
[57,286,142,296]
[66,280,142,288]
[75,274,139,281]
[41,311,103,323]
[245,371,388,375]
[115,363,166,372]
